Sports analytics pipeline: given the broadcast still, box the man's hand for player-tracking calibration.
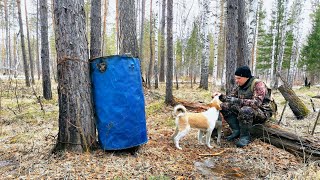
[212,92,222,98]
[226,96,241,104]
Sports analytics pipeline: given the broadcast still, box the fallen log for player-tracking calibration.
[173,97,209,112]
[278,85,310,119]
[173,97,320,161]
[250,123,320,161]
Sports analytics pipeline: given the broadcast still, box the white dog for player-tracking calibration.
[172,96,222,150]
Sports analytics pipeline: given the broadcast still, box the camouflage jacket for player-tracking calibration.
[220,77,268,109]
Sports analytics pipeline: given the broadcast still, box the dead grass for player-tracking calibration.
[0,79,320,179]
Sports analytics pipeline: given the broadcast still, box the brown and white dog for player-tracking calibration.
[172,96,222,150]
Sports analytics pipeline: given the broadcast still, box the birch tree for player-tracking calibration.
[199,0,210,90]
[247,0,260,75]
[301,5,320,84]
[154,0,159,89]
[53,0,95,152]
[212,0,220,87]
[4,0,10,75]
[287,0,304,87]
[270,0,278,86]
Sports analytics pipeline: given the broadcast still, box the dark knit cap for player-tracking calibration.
[235,66,252,78]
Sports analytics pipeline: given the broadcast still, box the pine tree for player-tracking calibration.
[301,6,320,75]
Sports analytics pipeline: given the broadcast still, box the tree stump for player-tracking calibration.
[278,85,310,119]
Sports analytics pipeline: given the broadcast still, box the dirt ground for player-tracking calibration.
[0,80,320,179]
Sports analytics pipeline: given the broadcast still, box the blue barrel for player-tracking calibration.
[90,55,148,150]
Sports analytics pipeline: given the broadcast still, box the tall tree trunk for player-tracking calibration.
[51,0,57,83]
[159,0,166,82]
[270,0,278,87]
[147,0,153,88]
[237,0,249,67]
[116,0,119,54]
[36,0,41,80]
[90,0,102,59]
[4,0,10,75]
[165,0,174,105]
[248,0,259,75]
[212,0,220,88]
[25,0,35,84]
[154,0,159,89]
[16,0,30,87]
[225,0,238,95]
[199,0,210,90]
[139,0,145,60]
[218,0,226,90]
[287,0,304,87]
[53,0,95,153]
[40,0,52,100]
[119,0,139,57]
[101,0,108,56]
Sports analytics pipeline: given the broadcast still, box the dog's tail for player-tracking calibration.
[173,104,187,116]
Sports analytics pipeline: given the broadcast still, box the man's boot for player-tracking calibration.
[225,115,240,141]
[236,122,251,147]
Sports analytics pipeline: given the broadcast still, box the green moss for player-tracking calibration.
[148,175,170,180]
[165,116,176,127]
[9,133,33,144]
[146,101,165,116]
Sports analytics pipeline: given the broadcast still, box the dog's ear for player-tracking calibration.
[209,98,222,110]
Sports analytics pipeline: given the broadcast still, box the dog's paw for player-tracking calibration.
[217,140,221,146]
[207,145,213,149]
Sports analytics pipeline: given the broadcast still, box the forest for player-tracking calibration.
[1,0,320,179]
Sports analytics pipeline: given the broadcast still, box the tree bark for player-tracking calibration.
[147,0,153,88]
[237,0,249,67]
[119,0,139,57]
[139,0,145,60]
[225,0,238,95]
[40,0,52,100]
[165,0,174,105]
[101,0,108,56]
[159,0,166,82]
[25,0,35,84]
[199,0,210,90]
[36,0,41,80]
[53,0,95,153]
[154,0,159,89]
[16,0,30,87]
[278,85,310,119]
[90,0,102,59]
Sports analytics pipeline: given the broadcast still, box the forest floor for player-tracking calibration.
[0,79,320,179]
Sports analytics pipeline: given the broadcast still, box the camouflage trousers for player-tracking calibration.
[220,102,268,125]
